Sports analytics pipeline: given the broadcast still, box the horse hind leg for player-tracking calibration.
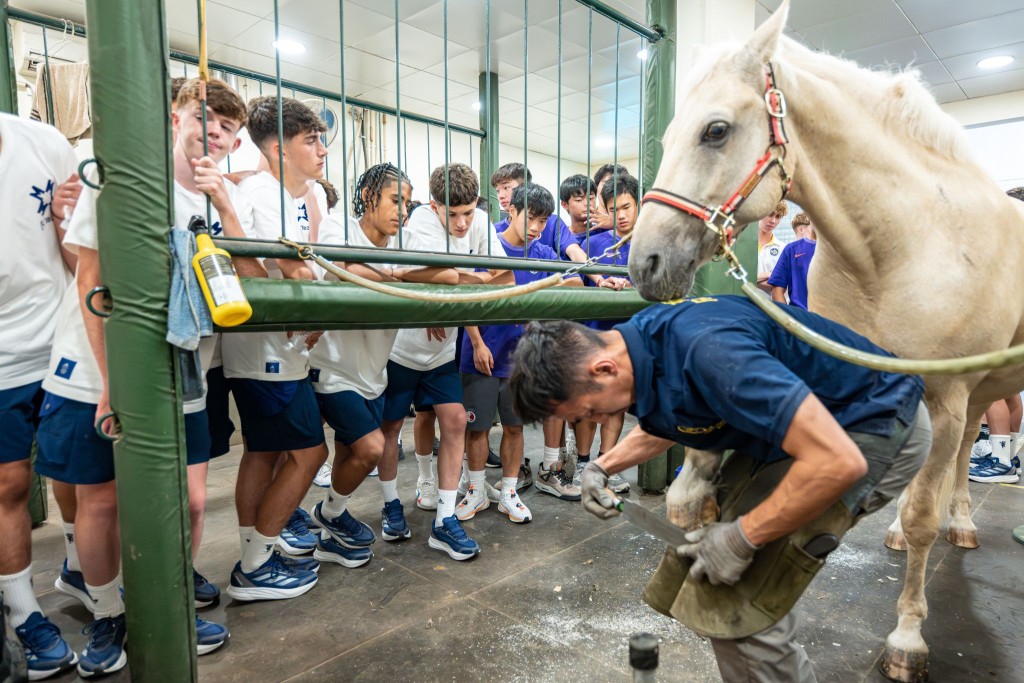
[666,448,722,530]
[945,408,985,548]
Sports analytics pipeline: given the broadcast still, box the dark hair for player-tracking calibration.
[1008,187,1024,202]
[170,77,188,104]
[476,196,489,213]
[599,173,639,208]
[429,163,479,207]
[176,78,246,123]
[593,164,630,188]
[559,174,595,203]
[404,200,423,225]
[245,95,326,149]
[510,321,607,423]
[316,179,340,210]
[353,163,412,218]
[509,184,554,220]
[491,162,532,187]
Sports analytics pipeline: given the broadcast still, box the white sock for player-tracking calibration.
[990,434,1012,466]
[435,489,457,524]
[87,576,124,619]
[241,531,277,573]
[238,526,254,556]
[501,476,517,493]
[380,478,399,503]
[0,566,43,628]
[469,469,485,491]
[543,446,560,469]
[416,453,433,480]
[322,486,350,518]
[461,454,470,480]
[63,522,81,572]
[1012,431,1022,457]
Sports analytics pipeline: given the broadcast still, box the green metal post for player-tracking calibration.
[479,71,499,222]
[0,0,16,114]
[85,0,197,680]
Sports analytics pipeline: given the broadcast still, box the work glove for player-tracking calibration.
[580,461,620,520]
[675,518,761,586]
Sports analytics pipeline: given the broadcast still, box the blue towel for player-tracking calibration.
[167,227,213,350]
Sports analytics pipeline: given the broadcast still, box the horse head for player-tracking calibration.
[630,1,793,301]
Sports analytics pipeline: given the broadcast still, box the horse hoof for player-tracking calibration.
[945,527,980,549]
[879,647,929,682]
[884,529,906,551]
[666,496,719,532]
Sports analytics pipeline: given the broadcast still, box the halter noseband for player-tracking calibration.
[642,63,793,257]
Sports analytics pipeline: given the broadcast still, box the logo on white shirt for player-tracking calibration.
[30,179,55,217]
[55,357,77,379]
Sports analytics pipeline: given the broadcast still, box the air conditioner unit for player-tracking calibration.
[19,50,74,80]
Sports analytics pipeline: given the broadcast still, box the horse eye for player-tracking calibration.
[702,121,730,143]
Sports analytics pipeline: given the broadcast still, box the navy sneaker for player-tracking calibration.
[77,614,127,678]
[54,560,94,613]
[295,506,320,530]
[969,457,1020,483]
[15,612,76,680]
[313,502,376,548]
[274,550,320,574]
[381,499,411,542]
[195,617,228,655]
[193,568,220,608]
[312,534,373,568]
[277,508,318,555]
[225,554,318,602]
[485,448,501,469]
[428,516,481,561]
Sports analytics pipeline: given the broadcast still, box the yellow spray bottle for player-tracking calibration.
[188,215,252,327]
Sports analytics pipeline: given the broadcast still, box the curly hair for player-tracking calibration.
[352,163,412,218]
[772,201,789,218]
[429,163,479,207]
[316,179,340,210]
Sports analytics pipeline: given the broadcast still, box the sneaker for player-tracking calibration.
[484,480,501,503]
[498,487,532,524]
[313,462,333,488]
[970,439,993,464]
[517,458,534,492]
[432,437,440,457]
[398,440,406,461]
[455,485,490,521]
[277,509,318,555]
[968,458,1020,484]
[54,559,94,613]
[193,569,220,608]
[225,554,318,601]
[296,506,320,530]
[485,448,501,469]
[369,466,379,477]
[1017,455,1022,475]
[416,478,439,510]
[313,534,373,568]
[313,502,377,548]
[428,516,481,561]
[15,612,76,680]
[381,499,412,541]
[195,617,228,656]
[608,472,631,493]
[536,463,582,501]
[571,461,586,490]
[76,614,127,678]
[275,550,320,574]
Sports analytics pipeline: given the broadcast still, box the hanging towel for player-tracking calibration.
[167,227,213,350]
[32,62,91,143]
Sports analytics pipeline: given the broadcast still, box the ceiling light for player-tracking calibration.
[595,137,614,149]
[471,101,482,111]
[978,55,1013,69]
[637,48,649,61]
[273,39,306,55]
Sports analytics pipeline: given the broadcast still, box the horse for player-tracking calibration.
[627,2,1024,681]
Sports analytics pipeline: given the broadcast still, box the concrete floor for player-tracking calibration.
[25,419,1024,682]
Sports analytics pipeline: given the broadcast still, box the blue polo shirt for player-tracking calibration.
[583,229,632,331]
[767,237,816,310]
[617,296,924,463]
[494,214,577,260]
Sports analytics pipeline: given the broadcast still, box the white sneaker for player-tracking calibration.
[416,479,439,510]
[970,440,992,464]
[455,485,490,521]
[313,462,333,488]
[369,466,379,478]
[457,470,469,496]
[607,473,630,493]
[498,487,532,524]
[485,480,501,503]
[571,464,584,490]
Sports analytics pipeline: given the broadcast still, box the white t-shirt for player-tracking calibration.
[388,207,499,371]
[0,113,78,390]
[309,215,399,398]
[221,172,315,381]
[758,235,784,278]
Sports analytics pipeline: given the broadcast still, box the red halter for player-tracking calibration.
[642,63,793,250]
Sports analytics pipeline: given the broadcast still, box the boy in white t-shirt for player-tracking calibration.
[221,96,328,601]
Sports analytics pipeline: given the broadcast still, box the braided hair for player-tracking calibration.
[352,162,412,218]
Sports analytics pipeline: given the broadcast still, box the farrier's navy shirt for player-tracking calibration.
[616,295,924,463]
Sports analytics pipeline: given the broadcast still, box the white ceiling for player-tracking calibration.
[10,0,1024,164]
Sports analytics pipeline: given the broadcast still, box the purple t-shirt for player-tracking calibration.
[583,229,632,330]
[494,214,576,260]
[767,238,816,310]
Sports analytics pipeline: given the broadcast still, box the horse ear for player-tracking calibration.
[738,0,789,70]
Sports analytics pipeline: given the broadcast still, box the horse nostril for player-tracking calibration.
[645,253,661,279]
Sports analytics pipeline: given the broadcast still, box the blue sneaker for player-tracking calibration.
[313,502,376,548]
[381,499,411,542]
[277,508,318,555]
[295,505,320,530]
[275,550,320,574]
[969,457,1020,483]
[77,614,127,678]
[312,534,373,568]
[195,617,228,655]
[428,516,481,561]
[225,554,318,602]
[15,612,76,680]
[54,560,94,613]
[193,568,220,608]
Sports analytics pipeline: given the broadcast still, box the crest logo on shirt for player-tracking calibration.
[768,246,781,257]
[30,179,55,217]
[55,357,77,379]
[297,202,310,232]
[265,361,281,374]
[676,419,726,435]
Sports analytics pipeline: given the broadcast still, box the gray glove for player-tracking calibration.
[580,461,620,519]
[675,518,760,586]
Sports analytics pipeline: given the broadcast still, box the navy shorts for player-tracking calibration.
[35,393,115,485]
[382,360,463,421]
[0,381,44,464]
[185,410,212,466]
[317,390,384,446]
[229,377,324,453]
[205,365,235,458]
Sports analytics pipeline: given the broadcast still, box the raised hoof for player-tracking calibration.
[666,496,719,532]
[884,529,907,551]
[945,526,980,549]
[879,647,929,682]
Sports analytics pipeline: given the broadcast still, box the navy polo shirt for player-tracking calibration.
[616,296,924,463]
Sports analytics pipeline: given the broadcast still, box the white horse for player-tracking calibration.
[628,2,1024,681]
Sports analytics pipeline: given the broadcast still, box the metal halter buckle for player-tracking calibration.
[704,207,736,234]
[764,88,787,118]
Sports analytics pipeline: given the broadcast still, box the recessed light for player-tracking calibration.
[471,101,482,111]
[595,137,614,149]
[273,39,306,55]
[637,49,649,61]
[978,55,1013,69]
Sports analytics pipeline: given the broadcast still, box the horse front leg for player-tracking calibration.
[666,448,722,531]
[945,407,985,548]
